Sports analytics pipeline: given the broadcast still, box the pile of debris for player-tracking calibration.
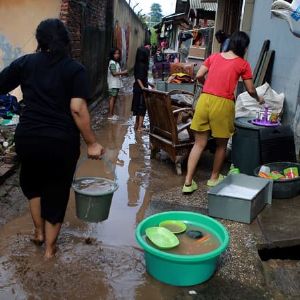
[0,126,17,165]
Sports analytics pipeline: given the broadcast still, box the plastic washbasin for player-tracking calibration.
[254,162,300,199]
[135,211,229,286]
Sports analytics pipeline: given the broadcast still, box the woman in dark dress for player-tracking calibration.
[0,19,104,258]
[131,46,153,132]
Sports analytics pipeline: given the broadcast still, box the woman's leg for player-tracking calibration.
[44,221,62,258]
[185,131,209,185]
[137,115,145,132]
[29,197,45,242]
[134,116,139,130]
[108,96,116,117]
[210,138,228,180]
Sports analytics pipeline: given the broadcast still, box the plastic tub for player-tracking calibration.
[208,174,272,224]
[135,211,229,286]
[254,162,300,199]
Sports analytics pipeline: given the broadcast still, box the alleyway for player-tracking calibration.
[0,91,190,300]
[1,87,300,299]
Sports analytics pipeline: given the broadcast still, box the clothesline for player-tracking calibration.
[180,27,214,32]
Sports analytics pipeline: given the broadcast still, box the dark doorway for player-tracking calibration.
[223,0,243,34]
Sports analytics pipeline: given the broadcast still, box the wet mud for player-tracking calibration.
[0,92,189,299]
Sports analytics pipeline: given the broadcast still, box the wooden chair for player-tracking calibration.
[143,88,195,175]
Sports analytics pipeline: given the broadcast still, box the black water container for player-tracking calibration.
[232,118,296,175]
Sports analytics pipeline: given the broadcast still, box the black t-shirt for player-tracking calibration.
[0,52,90,144]
[133,63,148,91]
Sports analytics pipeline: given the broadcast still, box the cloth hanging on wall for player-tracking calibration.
[121,28,126,67]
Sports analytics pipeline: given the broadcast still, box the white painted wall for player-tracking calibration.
[247,0,300,153]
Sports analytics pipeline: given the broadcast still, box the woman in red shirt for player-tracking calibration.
[182,31,264,193]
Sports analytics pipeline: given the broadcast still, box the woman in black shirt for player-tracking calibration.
[0,19,104,258]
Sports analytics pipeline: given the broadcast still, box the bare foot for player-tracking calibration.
[30,229,44,246]
[30,239,45,246]
[116,159,124,166]
[137,127,148,133]
[44,245,57,259]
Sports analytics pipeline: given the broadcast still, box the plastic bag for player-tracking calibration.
[271,0,300,37]
[235,82,284,119]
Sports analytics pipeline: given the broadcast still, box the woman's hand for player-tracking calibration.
[257,96,265,105]
[148,82,155,89]
[87,142,105,160]
[195,65,208,85]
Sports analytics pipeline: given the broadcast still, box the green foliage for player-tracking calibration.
[150,3,163,24]
[150,27,158,45]
[138,13,147,26]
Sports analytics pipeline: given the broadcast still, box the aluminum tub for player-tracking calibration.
[208,174,273,224]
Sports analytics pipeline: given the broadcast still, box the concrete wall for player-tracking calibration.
[0,0,146,100]
[114,0,146,70]
[240,0,255,36]
[0,0,61,69]
[247,0,300,152]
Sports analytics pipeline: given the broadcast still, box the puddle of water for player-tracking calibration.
[73,95,183,247]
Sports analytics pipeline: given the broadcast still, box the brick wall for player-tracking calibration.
[59,0,113,99]
[60,0,107,61]
[59,0,146,99]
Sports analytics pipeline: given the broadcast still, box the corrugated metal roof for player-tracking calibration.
[163,13,186,21]
[190,0,217,11]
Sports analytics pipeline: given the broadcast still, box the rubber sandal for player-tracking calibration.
[207,174,225,187]
[182,180,198,194]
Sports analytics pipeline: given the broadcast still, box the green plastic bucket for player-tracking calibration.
[72,156,118,223]
[73,177,118,223]
[135,211,229,286]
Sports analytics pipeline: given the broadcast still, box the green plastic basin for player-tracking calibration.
[135,211,230,286]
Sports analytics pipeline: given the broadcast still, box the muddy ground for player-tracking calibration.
[0,85,299,299]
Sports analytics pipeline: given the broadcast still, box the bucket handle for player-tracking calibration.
[73,154,117,183]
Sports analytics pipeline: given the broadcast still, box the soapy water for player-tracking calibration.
[73,178,115,194]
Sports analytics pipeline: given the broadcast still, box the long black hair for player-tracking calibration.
[36,18,71,62]
[215,30,228,44]
[227,31,250,58]
[109,48,121,62]
[134,46,150,78]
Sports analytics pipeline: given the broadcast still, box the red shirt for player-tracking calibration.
[202,53,253,100]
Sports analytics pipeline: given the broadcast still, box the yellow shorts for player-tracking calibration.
[190,93,235,138]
